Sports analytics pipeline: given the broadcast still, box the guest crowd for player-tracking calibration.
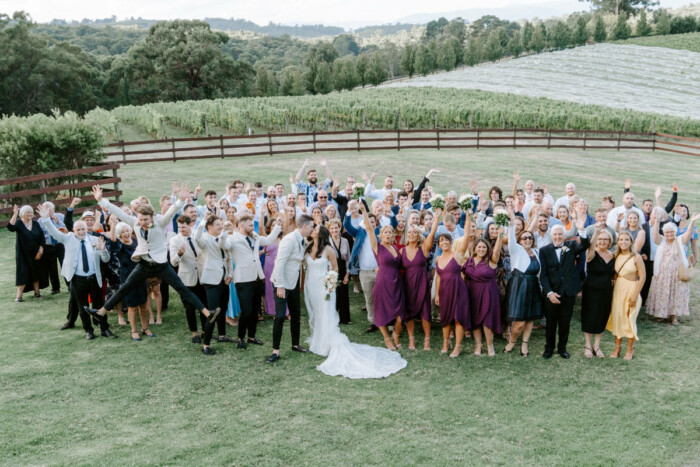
[8,158,698,361]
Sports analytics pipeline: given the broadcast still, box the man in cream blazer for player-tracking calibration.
[267,214,314,363]
[38,205,114,340]
[87,185,220,356]
[224,213,281,349]
[169,215,207,343]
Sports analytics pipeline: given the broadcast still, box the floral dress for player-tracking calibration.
[646,242,690,318]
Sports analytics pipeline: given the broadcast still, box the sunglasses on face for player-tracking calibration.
[520,236,534,241]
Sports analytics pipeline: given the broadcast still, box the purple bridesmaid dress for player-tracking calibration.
[436,256,471,328]
[462,257,502,333]
[373,245,405,327]
[264,242,288,316]
[401,247,431,322]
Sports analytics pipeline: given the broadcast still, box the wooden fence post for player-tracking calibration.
[204,115,209,136]
[362,109,366,129]
[652,133,656,152]
[436,129,440,150]
[513,129,517,149]
[120,140,126,164]
[397,127,401,151]
[220,135,224,159]
[113,167,121,203]
[39,180,47,203]
[617,131,621,151]
[171,138,176,162]
[583,130,587,151]
[547,130,551,149]
[268,132,273,157]
[312,131,317,153]
[476,130,480,149]
[356,130,360,152]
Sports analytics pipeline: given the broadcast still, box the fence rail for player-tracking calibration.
[0,164,121,227]
[103,129,700,164]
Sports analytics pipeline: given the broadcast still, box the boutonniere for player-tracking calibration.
[561,246,569,254]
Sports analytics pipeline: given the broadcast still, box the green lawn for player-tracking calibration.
[1,147,699,466]
[614,32,700,53]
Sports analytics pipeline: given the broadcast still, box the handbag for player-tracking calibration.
[612,254,634,286]
[677,242,695,282]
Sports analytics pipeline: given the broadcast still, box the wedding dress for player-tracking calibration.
[304,252,407,379]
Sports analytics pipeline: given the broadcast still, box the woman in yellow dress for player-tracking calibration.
[607,231,646,360]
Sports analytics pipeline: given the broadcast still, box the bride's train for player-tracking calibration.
[304,254,406,379]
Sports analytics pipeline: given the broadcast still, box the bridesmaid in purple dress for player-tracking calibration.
[261,202,289,317]
[359,201,405,351]
[435,233,471,357]
[395,209,440,351]
[462,234,504,357]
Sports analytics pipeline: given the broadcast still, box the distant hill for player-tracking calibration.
[48,16,346,38]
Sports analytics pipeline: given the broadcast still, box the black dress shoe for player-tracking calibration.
[559,351,571,359]
[84,306,101,317]
[291,345,308,353]
[60,323,75,330]
[192,335,201,344]
[50,289,60,295]
[266,353,280,364]
[202,347,215,356]
[217,335,236,343]
[247,337,265,346]
[237,339,247,349]
[542,351,553,359]
[365,324,378,333]
[86,332,95,340]
[101,329,118,339]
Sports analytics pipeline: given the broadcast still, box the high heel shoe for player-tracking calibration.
[408,336,416,351]
[423,337,431,351]
[623,347,635,361]
[449,344,462,358]
[593,347,605,358]
[440,339,453,354]
[384,337,397,351]
[520,341,529,357]
[392,332,402,349]
[131,331,142,341]
[142,329,155,338]
[473,343,483,356]
[610,346,622,359]
[503,340,516,354]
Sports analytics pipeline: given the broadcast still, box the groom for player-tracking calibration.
[267,214,315,363]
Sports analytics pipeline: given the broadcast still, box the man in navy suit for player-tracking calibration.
[412,188,432,211]
[539,219,589,359]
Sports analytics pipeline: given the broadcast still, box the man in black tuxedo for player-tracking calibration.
[539,218,589,359]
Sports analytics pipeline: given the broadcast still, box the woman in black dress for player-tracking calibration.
[8,205,47,301]
[327,219,351,324]
[581,227,615,358]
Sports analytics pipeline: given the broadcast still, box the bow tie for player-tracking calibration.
[553,245,564,250]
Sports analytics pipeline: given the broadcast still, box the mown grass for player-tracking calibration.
[614,32,700,53]
[1,147,699,466]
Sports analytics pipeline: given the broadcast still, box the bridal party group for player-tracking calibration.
[8,158,698,362]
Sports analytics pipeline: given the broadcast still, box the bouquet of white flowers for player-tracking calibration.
[458,193,474,213]
[323,270,340,301]
[429,194,445,211]
[493,209,510,228]
[351,183,365,200]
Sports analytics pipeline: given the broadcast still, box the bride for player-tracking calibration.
[304,224,407,379]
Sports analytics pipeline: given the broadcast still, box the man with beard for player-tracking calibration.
[295,159,334,207]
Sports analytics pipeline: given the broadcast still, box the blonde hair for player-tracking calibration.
[379,225,395,240]
[614,231,636,259]
[326,218,342,230]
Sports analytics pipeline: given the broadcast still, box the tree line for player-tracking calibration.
[1,9,699,117]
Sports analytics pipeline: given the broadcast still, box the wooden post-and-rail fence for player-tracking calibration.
[103,128,700,164]
[2,129,699,228]
[0,164,122,228]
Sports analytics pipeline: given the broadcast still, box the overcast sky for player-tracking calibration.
[0,0,691,28]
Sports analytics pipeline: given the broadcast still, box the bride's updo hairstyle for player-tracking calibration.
[306,225,332,259]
